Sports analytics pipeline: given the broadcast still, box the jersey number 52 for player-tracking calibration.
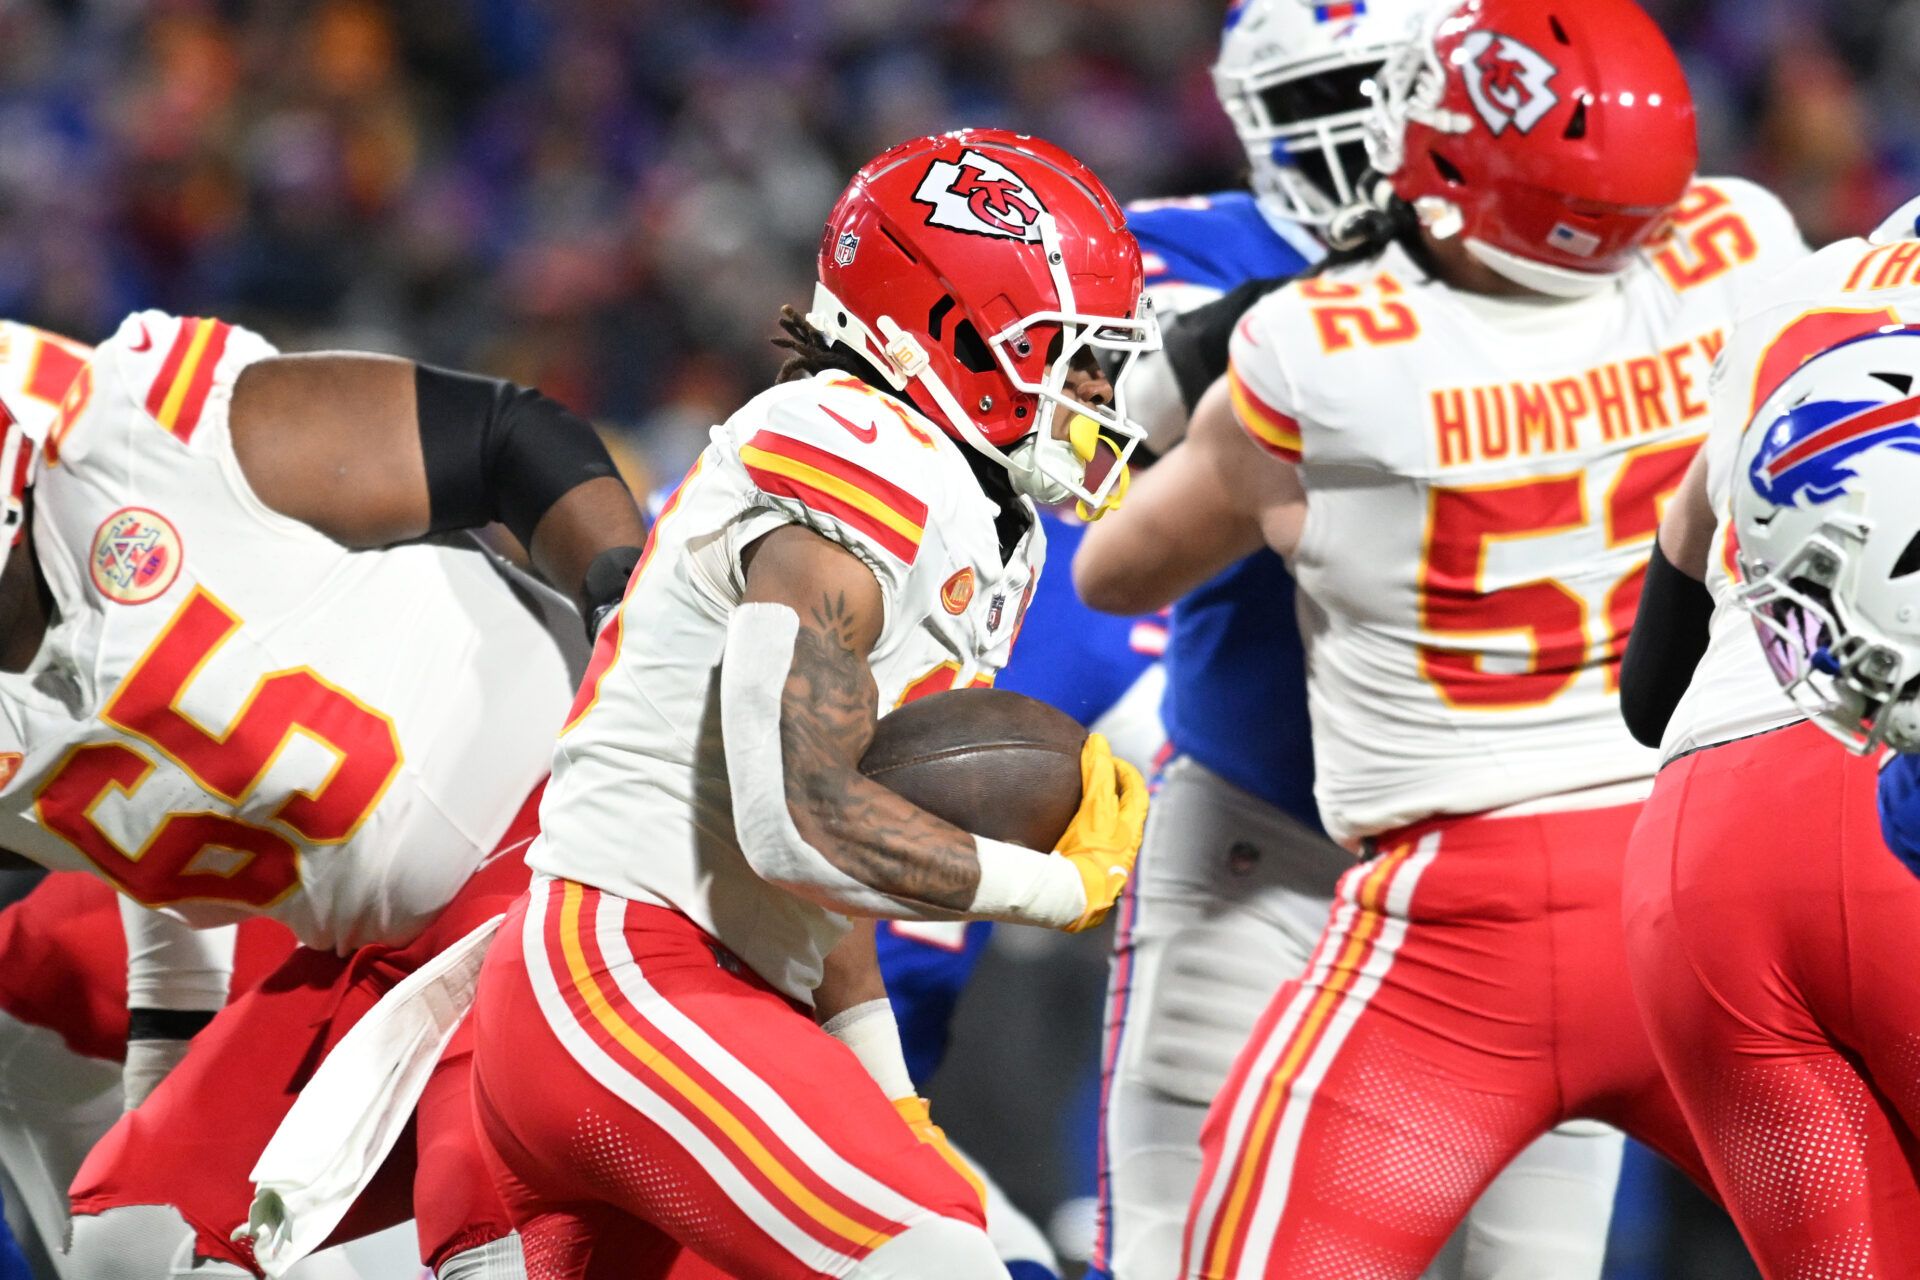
[1419,439,1697,710]
[35,588,402,907]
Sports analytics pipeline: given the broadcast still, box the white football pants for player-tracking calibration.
[1096,758,1624,1280]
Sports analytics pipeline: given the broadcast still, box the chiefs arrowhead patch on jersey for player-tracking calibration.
[1459,31,1560,136]
[913,149,1047,241]
[90,506,184,605]
[942,568,976,614]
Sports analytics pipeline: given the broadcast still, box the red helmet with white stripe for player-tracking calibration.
[1362,0,1697,296]
[808,129,1160,510]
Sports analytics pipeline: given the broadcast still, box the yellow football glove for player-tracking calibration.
[1054,733,1149,933]
[893,1095,987,1213]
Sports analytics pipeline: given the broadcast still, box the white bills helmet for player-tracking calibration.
[1213,0,1429,227]
[1732,326,1920,753]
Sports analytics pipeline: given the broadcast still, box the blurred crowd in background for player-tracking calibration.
[1,0,1916,490]
[0,0,1908,1275]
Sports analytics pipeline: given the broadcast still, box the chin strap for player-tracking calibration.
[1465,237,1626,299]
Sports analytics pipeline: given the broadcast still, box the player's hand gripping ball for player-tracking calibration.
[859,690,1148,931]
[1055,733,1148,931]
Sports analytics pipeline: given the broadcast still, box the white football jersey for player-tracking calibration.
[1228,180,1807,845]
[0,321,91,438]
[532,371,1045,1004]
[1664,210,1920,762]
[0,312,581,952]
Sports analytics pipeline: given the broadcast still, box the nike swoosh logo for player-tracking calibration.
[128,322,153,353]
[821,405,878,444]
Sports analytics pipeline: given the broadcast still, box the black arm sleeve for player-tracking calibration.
[1619,541,1718,748]
[414,364,621,550]
[1164,274,1296,414]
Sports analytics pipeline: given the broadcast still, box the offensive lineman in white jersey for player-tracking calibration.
[1619,200,1920,1271]
[0,308,651,1280]
[1091,2,1630,1274]
[1077,0,1807,1273]
[464,130,1156,1280]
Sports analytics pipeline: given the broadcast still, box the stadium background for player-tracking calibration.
[0,0,1904,1275]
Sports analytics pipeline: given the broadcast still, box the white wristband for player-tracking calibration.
[969,836,1087,930]
[820,998,915,1101]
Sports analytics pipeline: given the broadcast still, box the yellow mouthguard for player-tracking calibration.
[1068,414,1130,522]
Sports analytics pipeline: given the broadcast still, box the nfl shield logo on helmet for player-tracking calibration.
[834,231,860,267]
[913,149,1047,242]
[1458,31,1561,136]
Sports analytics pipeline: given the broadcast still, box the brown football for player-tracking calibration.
[859,688,1086,850]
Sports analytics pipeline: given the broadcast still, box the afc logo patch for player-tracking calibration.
[89,506,183,605]
[913,149,1047,242]
[1458,31,1560,137]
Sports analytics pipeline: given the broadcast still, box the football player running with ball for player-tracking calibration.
[464,131,1155,1280]
[1076,0,1807,1274]
[1089,2,1632,1275]
[1621,199,1920,1271]
[0,306,649,1280]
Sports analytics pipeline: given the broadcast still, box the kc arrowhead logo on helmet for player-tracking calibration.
[913,149,1048,241]
[1458,31,1560,135]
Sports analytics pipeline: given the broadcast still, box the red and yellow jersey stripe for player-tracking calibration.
[1229,361,1304,465]
[740,430,928,565]
[145,318,233,446]
[20,329,89,410]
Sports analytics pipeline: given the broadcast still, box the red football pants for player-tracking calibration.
[469,876,984,1280]
[67,789,543,1274]
[1183,803,1706,1279]
[0,871,293,1062]
[1624,721,1920,1276]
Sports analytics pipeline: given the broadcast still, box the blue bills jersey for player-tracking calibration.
[880,508,1165,1085]
[1129,193,1321,826]
[1879,754,1920,880]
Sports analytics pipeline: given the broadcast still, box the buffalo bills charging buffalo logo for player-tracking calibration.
[1748,393,1920,508]
[914,149,1046,241]
[1458,32,1561,136]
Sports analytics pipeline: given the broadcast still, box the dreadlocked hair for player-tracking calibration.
[772,305,879,385]
[1314,172,1425,278]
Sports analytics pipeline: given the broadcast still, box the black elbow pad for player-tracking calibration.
[415,364,620,549]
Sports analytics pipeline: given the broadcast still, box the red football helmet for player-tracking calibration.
[808,129,1159,510]
[1362,0,1698,296]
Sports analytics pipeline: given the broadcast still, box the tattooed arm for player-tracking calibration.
[728,525,983,914]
